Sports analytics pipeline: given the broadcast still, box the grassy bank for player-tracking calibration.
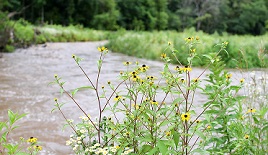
[2,20,268,68]
[1,20,109,52]
[106,29,268,68]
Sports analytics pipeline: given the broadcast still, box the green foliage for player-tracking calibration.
[107,30,268,68]
[52,37,268,154]
[0,110,42,154]
[4,44,15,52]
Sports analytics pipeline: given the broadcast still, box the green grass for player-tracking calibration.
[106,28,268,68]
[6,20,109,48]
[4,19,268,68]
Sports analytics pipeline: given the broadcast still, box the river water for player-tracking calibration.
[0,41,264,154]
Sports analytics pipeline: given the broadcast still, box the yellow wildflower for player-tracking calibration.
[225,73,232,79]
[166,131,171,136]
[247,108,256,113]
[150,100,158,105]
[161,53,167,59]
[196,120,201,124]
[244,134,249,139]
[180,66,192,72]
[34,145,42,151]
[123,61,132,66]
[97,46,108,52]
[168,41,172,45]
[140,64,149,72]
[114,95,122,101]
[181,113,190,121]
[207,125,211,130]
[193,78,199,83]
[240,78,245,83]
[27,137,37,143]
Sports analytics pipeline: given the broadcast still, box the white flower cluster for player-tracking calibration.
[84,143,133,155]
[65,115,97,153]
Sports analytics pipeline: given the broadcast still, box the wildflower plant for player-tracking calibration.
[51,39,268,155]
[0,110,42,155]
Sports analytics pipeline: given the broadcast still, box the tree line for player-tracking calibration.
[1,0,268,35]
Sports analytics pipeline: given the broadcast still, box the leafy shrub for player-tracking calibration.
[51,37,268,154]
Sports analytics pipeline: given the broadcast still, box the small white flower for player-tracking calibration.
[77,137,82,141]
[94,143,101,147]
[80,129,87,134]
[66,140,72,146]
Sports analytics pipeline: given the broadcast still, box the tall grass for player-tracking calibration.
[107,28,268,68]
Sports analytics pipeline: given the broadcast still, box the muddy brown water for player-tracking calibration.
[0,41,263,154]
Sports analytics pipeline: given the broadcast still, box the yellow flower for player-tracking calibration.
[97,46,108,52]
[166,131,171,136]
[193,78,199,83]
[34,145,42,151]
[247,108,256,113]
[150,100,158,105]
[131,75,140,82]
[195,36,200,41]
[27,137,37,143]
[115,145,120,149]
[206,125,211,130]
[161,53,167,59]
[114,95,122,101]
[225,73,232,79]
[140,64,149,72]
[175,66,180,71]
[72,54,76,58]
[181,113,190,121]
[240,78,245,83]
[107,81,111,85]
[168,41,172,45]
[180,78,185,83]
[180,66,192,72]
[244,134,249,139]
[147,76,157,80]
[185,37,194,42]
[123,61,132,66]
[196,120,201,124]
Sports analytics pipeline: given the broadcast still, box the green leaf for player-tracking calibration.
[172,129,180,148]
[97,60,102,69]
[71,86,94,97]
[141,145,152,153]
[157,140,168,155]
[148,147,158,155]
[261,125,268,132]
[8,110,16,125]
